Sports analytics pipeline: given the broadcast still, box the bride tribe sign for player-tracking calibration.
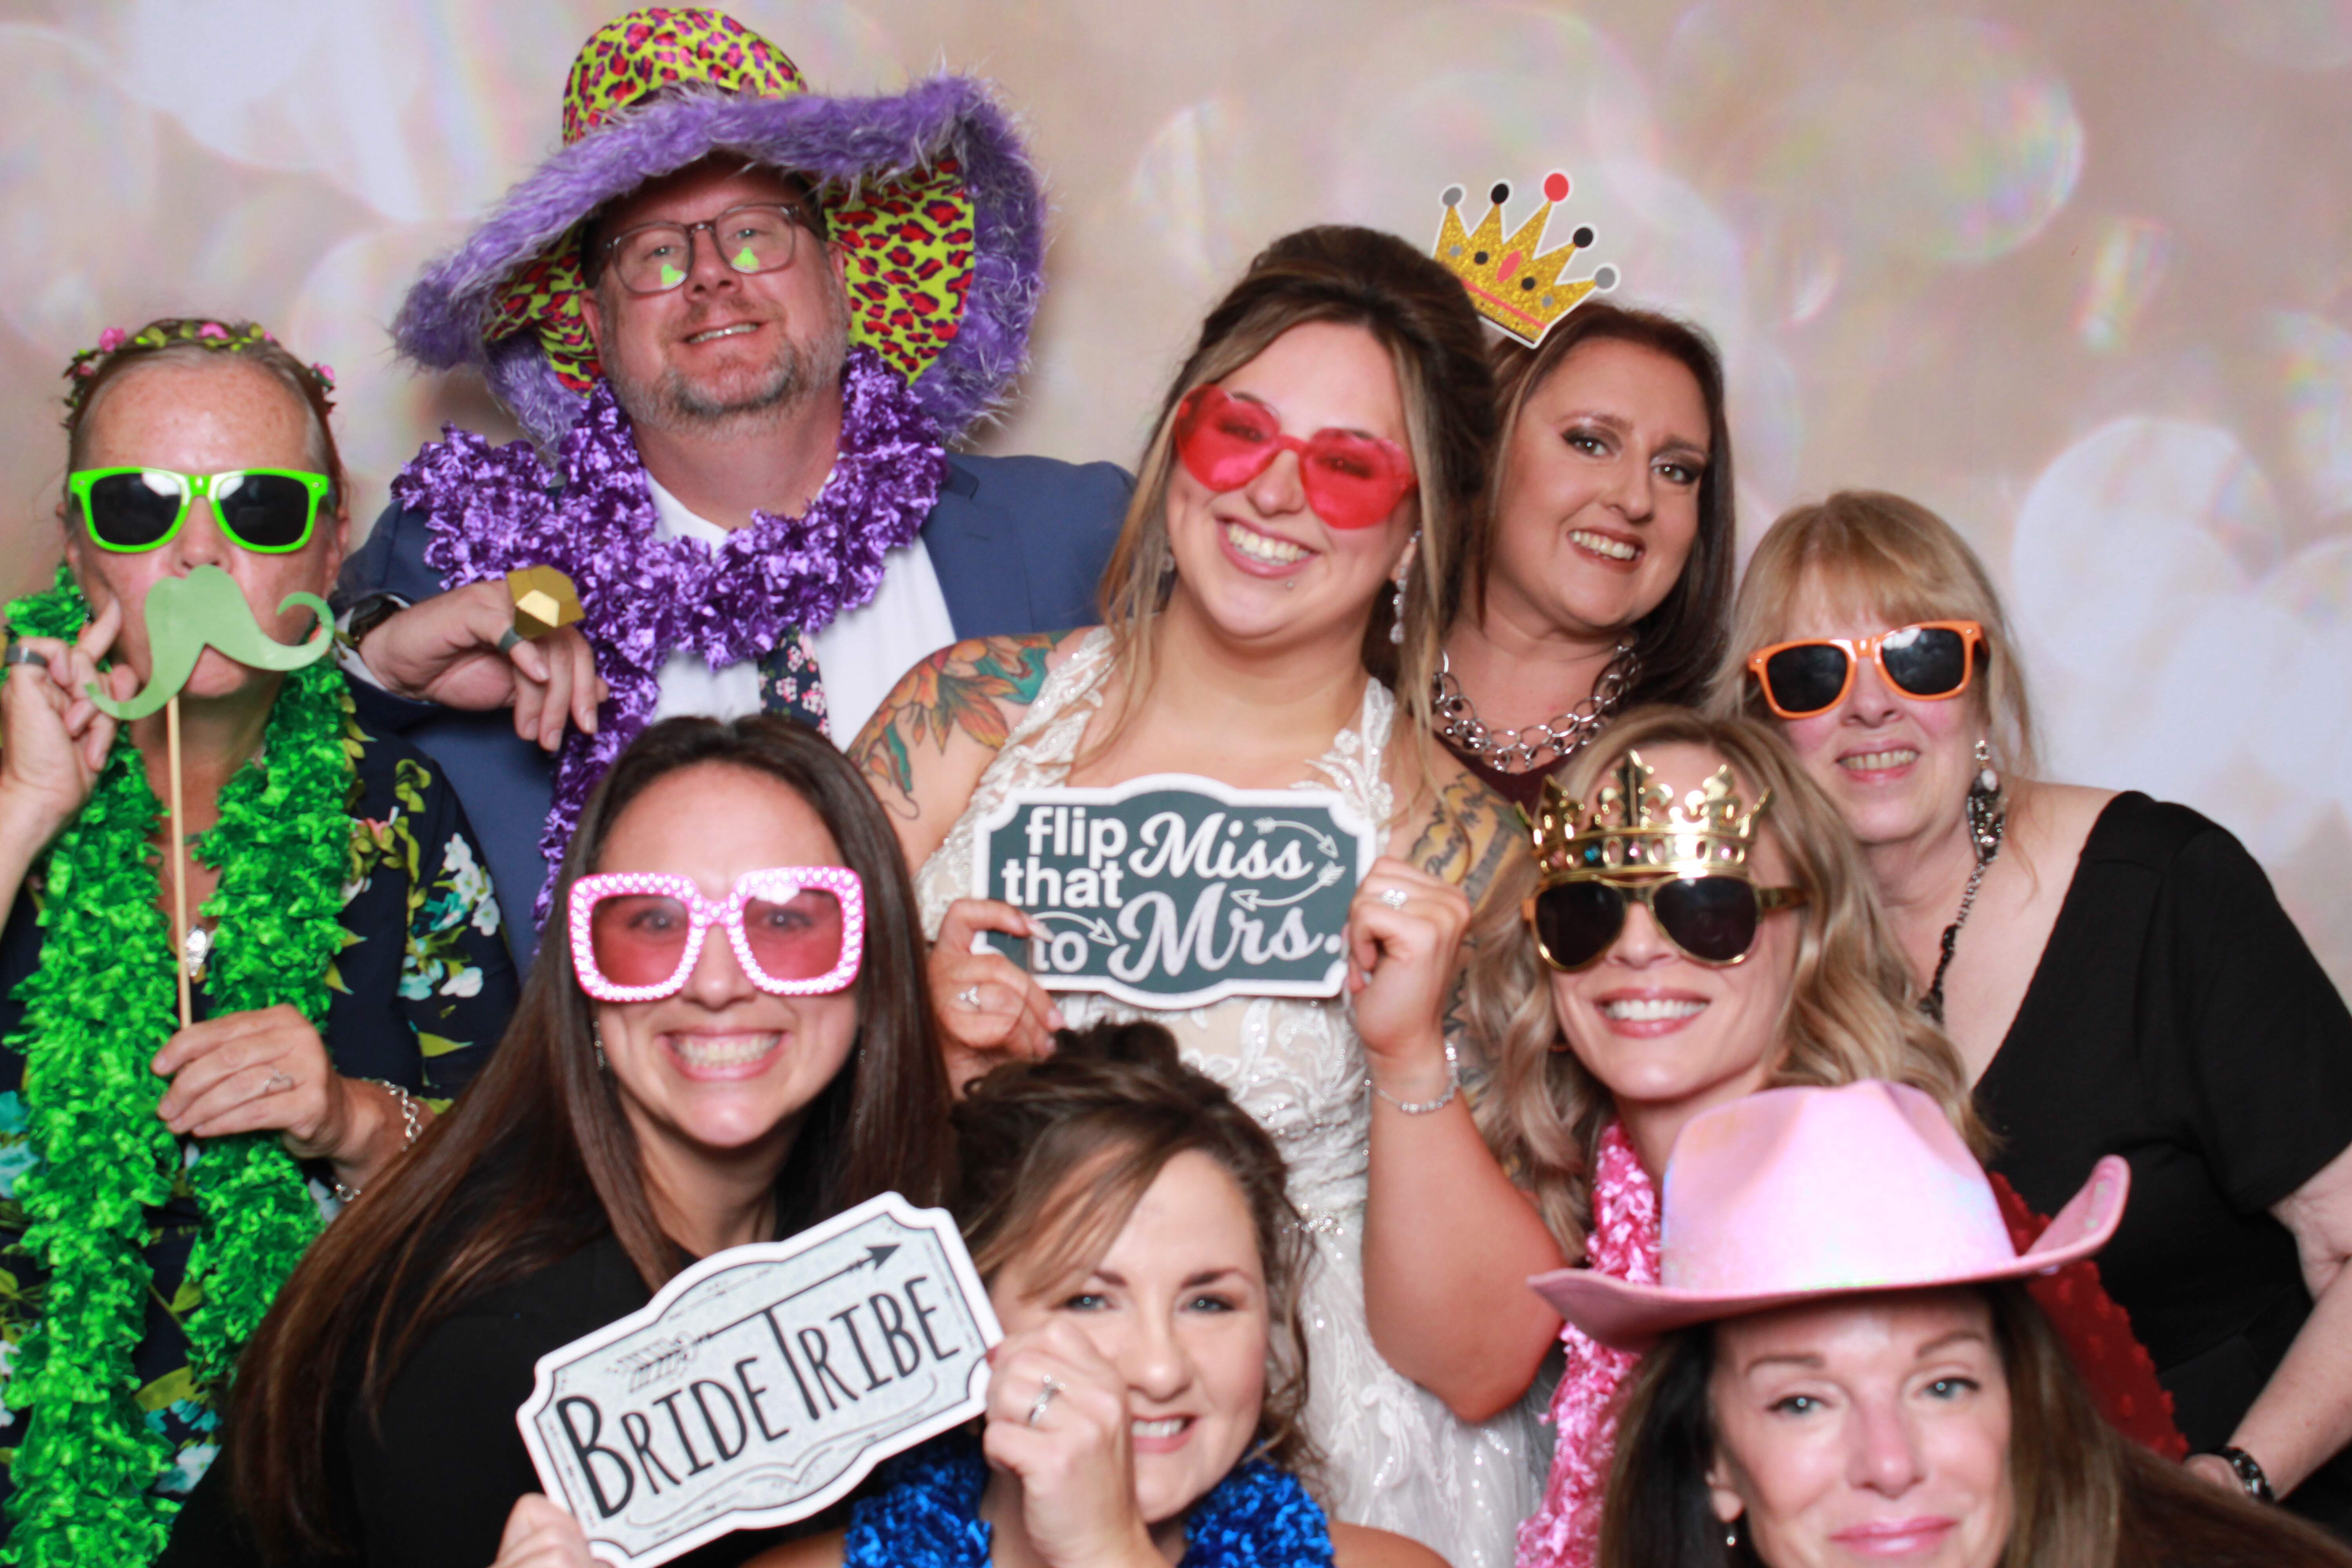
[517,1194,1000,1568]
[971,773,1378,1009]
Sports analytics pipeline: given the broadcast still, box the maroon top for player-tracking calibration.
[1439,731,1558,818]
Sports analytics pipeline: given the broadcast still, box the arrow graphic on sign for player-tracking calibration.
[1229,863,1348,910]
[694,1243,902,1344]
[1253,816,1339,859]
[1033,911,1118,944]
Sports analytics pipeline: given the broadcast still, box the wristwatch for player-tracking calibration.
[341,591,410,652]
[2211,1445,2276,1503]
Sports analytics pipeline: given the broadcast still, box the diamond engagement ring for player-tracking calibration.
[263,1069,295,1094]
[1377,887,1410,909]
[956,985,982,1010]
[1026,1374,1062,1427]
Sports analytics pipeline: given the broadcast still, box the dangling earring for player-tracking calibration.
[1389,532,1419,646]
[1724,1515,1744,1557]
[1967,738,2004,858]
[592,1021,608,1073]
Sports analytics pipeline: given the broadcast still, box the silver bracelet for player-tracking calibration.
[332,1079,424,1205]
[1371,1040,1460,1115]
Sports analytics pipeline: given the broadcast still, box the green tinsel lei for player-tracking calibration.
[2,566,354,1565]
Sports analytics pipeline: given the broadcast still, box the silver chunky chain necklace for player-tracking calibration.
[1432,638,1639,772]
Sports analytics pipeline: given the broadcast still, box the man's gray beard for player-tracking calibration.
[624,324,849,436]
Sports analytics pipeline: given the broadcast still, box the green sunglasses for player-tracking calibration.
[68,467,332,555]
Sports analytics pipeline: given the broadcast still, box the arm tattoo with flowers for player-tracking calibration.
[850,634,1058,817]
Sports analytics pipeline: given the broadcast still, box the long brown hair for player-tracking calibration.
[1095,225,1497,763]
[1600,1283,2352,1568]
[1464,705,1978,1253]
[224,716,955,1561]
[951,1020,1319,1483]
[1468,302,1737,710]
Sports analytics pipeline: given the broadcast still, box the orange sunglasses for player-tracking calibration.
[1744,620,1985,719]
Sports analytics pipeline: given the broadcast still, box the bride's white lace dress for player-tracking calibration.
[914,630,1544,1567]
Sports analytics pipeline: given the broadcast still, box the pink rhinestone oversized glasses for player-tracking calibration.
[566,867,864,1003]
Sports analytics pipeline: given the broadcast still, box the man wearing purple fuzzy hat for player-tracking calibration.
[336,9,1126,953]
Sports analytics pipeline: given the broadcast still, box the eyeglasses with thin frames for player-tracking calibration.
[597,202,820,296]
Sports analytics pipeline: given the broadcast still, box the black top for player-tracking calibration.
[1975,792,2352,1530]
[163,1232,793,1568]
[0,711,518,1528]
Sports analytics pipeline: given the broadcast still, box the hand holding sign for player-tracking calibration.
[931,898,1066,1091]
[1347,857,1471,1105]
[971,775,1377,1010]
[491,1494,604,1568]
[517,1194,999,1568]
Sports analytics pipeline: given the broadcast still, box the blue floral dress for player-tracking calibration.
[0,713,518,1528]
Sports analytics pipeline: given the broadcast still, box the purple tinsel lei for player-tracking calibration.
[390,345,944,916]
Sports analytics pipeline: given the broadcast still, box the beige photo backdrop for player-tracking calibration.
[3,0,2348,987]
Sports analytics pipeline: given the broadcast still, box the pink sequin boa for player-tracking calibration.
[1518,1121,1658,1568]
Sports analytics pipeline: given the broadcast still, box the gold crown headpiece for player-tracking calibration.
[1528,750,1773,880]
[1432,171,1618,347]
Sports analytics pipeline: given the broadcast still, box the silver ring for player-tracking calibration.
[496,627,524,655]
[263,1069,295,1094]
[1025,1374,1061,1428]
[3,644,48,670]
[1377,887,1410,909]
[956,985,982,1010]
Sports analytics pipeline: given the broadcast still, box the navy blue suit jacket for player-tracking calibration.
[338,451,1131,960]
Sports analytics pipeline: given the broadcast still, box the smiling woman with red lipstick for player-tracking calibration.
[1356,706,1978,1568]
[1430,304,1738,813]
[1724,493,2352,1536]
[182,715,955,1568]
[1581,1082,2352,1568]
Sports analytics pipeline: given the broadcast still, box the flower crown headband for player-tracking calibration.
[61,318,336,424]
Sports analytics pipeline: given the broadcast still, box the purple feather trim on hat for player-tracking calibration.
[390,75,1045,446]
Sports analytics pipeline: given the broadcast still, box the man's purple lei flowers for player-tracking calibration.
[392,346,945,918]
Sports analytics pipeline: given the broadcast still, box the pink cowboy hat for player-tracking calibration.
[1530,1080,2130,1350]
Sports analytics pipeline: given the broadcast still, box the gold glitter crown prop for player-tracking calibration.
[1529,750,1773,880]
[1432,171,1618,347]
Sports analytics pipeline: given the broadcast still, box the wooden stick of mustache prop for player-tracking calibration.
[84,565,335,1027]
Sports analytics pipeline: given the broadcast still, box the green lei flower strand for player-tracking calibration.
[2,566,352,1565]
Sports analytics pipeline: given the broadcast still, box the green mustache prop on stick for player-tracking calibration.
[85,563,332,720]
[85,563,335,1027]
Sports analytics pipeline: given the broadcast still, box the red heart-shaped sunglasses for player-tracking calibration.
[1172,385,1419,532]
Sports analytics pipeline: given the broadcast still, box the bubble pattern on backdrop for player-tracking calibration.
[2270,312,2352,518]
